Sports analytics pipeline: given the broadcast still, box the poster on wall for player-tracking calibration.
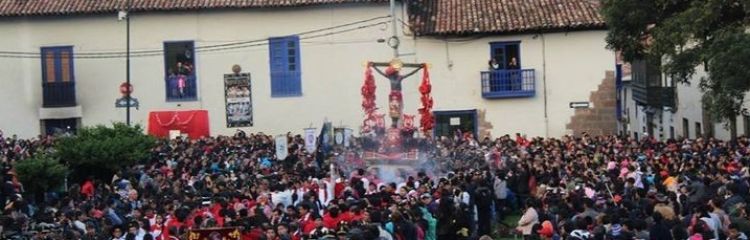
[224,73,253,127]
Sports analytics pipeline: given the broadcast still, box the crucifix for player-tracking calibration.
[369,59,425,128]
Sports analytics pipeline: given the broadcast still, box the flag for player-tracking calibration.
[304,128,317,153]
[315,121,333,167]
[320,121,333,151]
[275,135,288,160]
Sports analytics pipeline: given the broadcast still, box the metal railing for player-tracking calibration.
[480,69,535,99]
[42,82,76,107]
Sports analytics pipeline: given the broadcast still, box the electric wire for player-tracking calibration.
[0,15,390,59]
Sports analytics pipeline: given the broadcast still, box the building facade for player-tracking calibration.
[0,0,616,139]
[618,58,750,140]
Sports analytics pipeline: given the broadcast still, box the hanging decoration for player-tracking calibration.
[418,64,434,135]
[147,110,210,139]
[361,63,379,133]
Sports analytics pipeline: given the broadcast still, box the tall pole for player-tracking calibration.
[125,0,131,126]
[389,0,399,58]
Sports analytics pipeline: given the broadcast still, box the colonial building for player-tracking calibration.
[618,57,750,140]
[0,0,616,139]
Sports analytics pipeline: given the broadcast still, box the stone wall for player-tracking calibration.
[477,109,493,139]
[566,71,617,136]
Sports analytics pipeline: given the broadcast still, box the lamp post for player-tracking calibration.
[120,0,132,126]
[388,0,399,58]
[125,0,132,126]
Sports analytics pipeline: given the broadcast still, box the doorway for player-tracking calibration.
[42,118,79,136]
[433,110,478,138]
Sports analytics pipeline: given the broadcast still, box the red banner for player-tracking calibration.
[187,228,241,240]
[148,110,210,139]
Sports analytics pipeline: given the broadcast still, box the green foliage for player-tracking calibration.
[14,153,67,195]
[603,0,750,138]
[55,123,155,180]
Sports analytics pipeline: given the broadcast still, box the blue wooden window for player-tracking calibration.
[269,36,302,97]
[164,41,197,101]
[41,46,75,83]
[40,46,77,107]
[490,41,520,69]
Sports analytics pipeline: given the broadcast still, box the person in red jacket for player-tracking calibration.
[80,177,95,199]
[322,205,343,229]
[347,206,365,222]
[298,204,316,236]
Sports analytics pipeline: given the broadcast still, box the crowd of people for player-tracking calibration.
[2,128,750,240]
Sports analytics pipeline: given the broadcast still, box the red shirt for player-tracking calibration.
[81,180,94,199]
[323,213,343,229]
[299,213,316,235]
[162,219,184,240]
[334,182,346,198]
[347,212,364,222]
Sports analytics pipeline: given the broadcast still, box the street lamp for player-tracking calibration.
[118,0,132,126]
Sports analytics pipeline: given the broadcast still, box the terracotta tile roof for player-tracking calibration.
[407,0,606,35]
[0,0,387,17]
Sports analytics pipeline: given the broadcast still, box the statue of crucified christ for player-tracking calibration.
[370,59,424,128]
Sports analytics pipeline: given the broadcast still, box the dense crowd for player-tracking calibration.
[2,129,750,240]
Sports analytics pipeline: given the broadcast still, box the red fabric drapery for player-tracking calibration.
[361,63,379,133]
[418,64,434,135]
[148,110,210,139]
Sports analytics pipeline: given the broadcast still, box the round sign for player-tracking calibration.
[120,82,133,96]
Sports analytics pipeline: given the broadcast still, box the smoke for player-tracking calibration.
[366,152,446,185]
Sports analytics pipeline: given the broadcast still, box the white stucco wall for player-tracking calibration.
[0,19,40,138]
[0,4,615,139]
[413,31,616,137]
[671,67,750,140]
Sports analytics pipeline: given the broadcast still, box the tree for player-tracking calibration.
[602,0,750,139]
[14,153,68,203]
[55,123,156,182]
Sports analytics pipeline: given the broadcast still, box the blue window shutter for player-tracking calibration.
[269,36,301,97]
[40,48,50,83]
[53,49,62,82]
[290,36,301,95]
[40,46,74,83]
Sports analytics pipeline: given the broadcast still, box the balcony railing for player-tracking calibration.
[481,69,535,99]
[42,82,76,107]
[166,74,197,101]
[632,85,675,108]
